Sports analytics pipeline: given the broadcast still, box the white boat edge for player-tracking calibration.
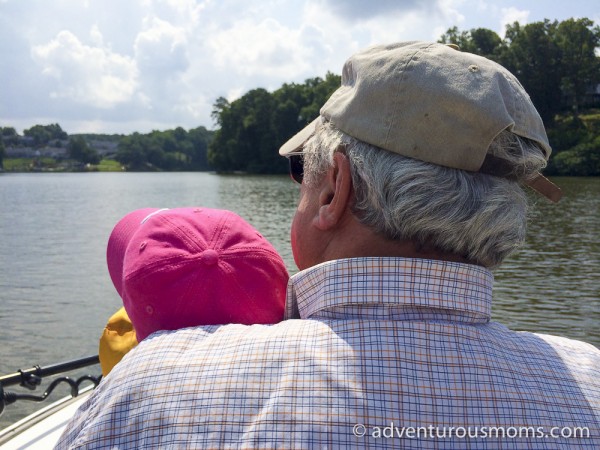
[0,385,93,449]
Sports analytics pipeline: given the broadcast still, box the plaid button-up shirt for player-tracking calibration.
[57,258,600,449]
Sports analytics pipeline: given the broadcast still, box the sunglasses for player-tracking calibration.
[288,154,304,184]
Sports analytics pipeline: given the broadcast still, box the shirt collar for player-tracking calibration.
[284,257,493,323]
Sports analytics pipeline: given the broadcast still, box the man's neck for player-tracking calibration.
[319,220,481,267]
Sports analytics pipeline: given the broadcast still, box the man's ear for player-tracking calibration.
[314,151,352,230]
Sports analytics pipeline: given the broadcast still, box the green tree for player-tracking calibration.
[439,26,473,50]
[297,73,342,123]
[1,127,18,139]
[173,126,187,142]
[499,20,563,126]
[551,135,600,175]
[546,116,589,153]
[188,126,213,170]
[211,97,231,127]
[209,98,234,170]
[24,125,51,146]
[209,74,341,173]
[114,127,213,171]
[0,139,5,169]
[67,136,100,164]
[1,127,18,153]
[469,28,503,58]
[209,88,280,173]
[116,133,149,170]
[439,27,503,58]
[439,19,600,125]
[24,123,68,145]
[555,18,600,117]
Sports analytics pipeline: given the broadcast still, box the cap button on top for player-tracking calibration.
[200,249,219,266]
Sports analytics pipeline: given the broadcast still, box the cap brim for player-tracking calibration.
[525,173,563,203]
[279,117,319,156]
[107,208,160,296]
[279,116,562,204]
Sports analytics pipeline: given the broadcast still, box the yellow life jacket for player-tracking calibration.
[99,307,138,376]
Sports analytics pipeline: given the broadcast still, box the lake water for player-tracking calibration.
[0,173,598,429]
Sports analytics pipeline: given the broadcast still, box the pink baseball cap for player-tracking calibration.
[107,207,289,341]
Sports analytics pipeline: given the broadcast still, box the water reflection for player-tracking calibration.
[214,174,299,269]
[493,177,600,346]
[0,173,598,429]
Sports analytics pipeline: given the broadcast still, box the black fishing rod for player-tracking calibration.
[0,355,99,388]
[0,355,101,416]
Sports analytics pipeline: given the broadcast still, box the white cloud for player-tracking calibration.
[303,0,467,55]
[134,16,188,73]
[89,25,104,47]
[162,0,208,18]
[2,0,597,134]
[31,30,138,108]
[438,0,467,25]
[225,87,246,104]
[206,18,316,79]
[319,0,440,21]
[500,7,530,35]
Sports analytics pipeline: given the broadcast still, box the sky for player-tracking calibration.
[1,0,598,135]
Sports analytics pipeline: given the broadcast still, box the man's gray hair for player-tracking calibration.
[302,120,548,267]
